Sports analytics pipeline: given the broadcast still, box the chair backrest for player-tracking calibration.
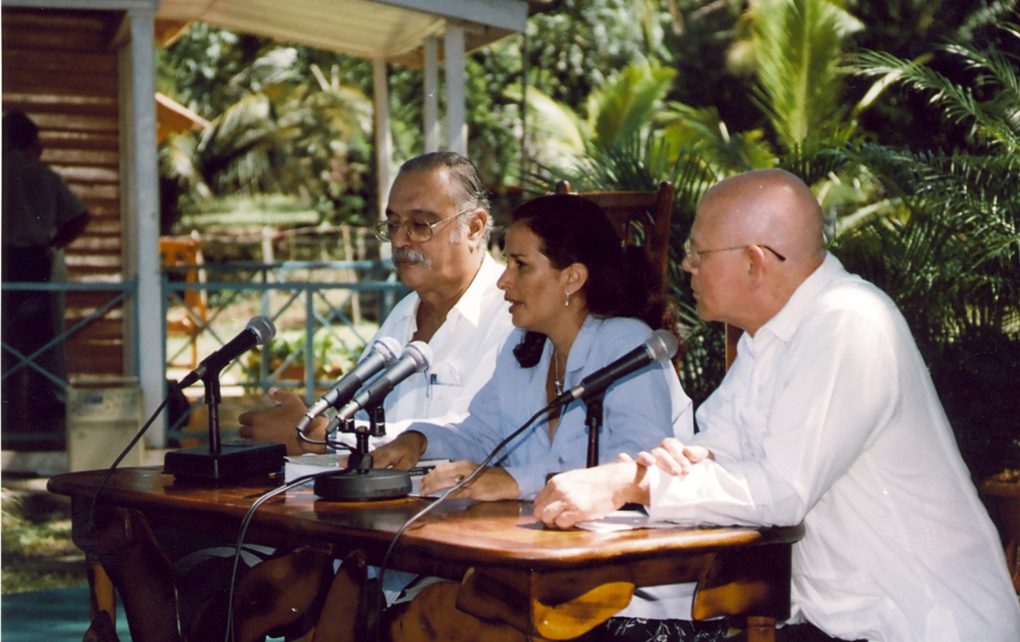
[555,181,743,371]
[554,180,675,284]
[158,234,208,320]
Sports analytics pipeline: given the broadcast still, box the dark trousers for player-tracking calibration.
[2,245,65,437]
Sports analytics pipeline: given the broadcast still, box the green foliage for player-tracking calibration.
[256,328,366,380]
[1,489,82,593]
[159,31,374,228]
[750,0,864,148]
[837,27,1020,477]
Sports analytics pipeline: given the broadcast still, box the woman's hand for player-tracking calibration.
[419,461,520,501]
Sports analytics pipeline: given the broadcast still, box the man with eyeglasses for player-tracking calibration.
[534,169,1020,642]
[239,151,513,454]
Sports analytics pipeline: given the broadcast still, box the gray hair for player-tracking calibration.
[398,151,493,248]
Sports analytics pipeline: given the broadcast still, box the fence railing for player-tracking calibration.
[2,279,139,449]
[2,260,406,448]
[162,259,405,443]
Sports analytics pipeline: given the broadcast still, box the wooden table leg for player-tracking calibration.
[87,558,117,621]
[745,616,776,642]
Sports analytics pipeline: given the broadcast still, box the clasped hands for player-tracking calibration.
[533,438,714,530]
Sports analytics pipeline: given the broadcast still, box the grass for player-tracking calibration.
[1,480,86,594]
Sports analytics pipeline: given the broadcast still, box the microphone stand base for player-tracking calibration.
[164,441,286,481]
[314,469,411,501]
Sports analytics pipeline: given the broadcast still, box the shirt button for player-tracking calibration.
[558,457,566,464]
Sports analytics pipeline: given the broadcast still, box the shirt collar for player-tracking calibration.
[447,252,502,328]
[748,252,846,347]
[559,315,602,375]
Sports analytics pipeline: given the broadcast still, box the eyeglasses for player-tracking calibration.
[682,238,787,268]
[373,209,472,243]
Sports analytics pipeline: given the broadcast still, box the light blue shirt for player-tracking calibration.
[412,315,694,499]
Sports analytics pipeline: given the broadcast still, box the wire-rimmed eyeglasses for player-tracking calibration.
[682,238,787,268]
[373,209,473,243]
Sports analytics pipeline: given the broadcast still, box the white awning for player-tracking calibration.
[156,0,533,66]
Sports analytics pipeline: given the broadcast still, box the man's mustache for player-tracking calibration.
[393,248,431,267]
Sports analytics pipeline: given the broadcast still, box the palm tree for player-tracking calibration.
[841,29,1020,478]
[160,36,374,229]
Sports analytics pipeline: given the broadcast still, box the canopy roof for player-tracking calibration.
[156,0,555,66]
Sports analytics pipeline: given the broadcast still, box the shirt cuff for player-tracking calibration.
[645,463,706,525]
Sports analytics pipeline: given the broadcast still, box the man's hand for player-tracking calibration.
[237,388,326,456]
[633,438,713,478]
[370,432,427,470]
[534,461,649,530]
[419,461,520,501]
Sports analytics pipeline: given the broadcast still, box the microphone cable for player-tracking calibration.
[373,398,564,641]
[86,395,170,534]
[222,467,355,642]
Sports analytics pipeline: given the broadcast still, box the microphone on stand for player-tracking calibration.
[296,337,402,435]
[178,316,276,388]
[164,316,287,481]
[314,341,433,501]
[332,341,432,425]
[551,329,678,409]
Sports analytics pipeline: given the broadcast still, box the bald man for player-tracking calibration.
[535,169,1020,642]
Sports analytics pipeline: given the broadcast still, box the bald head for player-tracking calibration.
[700,168,826,266]
[686,169,827,334]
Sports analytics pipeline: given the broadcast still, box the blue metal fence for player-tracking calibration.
[162,259,406,443]
[2,260,407,448]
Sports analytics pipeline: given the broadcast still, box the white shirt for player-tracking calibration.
[645,254,1020,642]
[339,252,513,446]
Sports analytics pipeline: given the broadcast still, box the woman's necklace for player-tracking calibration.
[551,352,565,396]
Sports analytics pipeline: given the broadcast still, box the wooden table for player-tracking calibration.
[49,467,803,641]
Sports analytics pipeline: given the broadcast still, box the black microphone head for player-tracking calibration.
[403,341,432,371]
[372,336,402,364]
[246,315,276,345]
[647,329,679,363]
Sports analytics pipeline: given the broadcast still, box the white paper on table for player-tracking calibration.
[576,509,686,532]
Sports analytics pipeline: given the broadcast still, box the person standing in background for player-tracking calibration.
[2,110,90,434]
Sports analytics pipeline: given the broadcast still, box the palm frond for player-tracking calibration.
[751,0,862,149]
[589,61,676,147]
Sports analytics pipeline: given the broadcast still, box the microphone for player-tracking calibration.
[296,336,401,433]
[178,315,276,388]
[551,329,678,407]
[332,341,432,424]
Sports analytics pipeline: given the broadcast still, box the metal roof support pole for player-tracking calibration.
[423,36,440,153]
[444,24,466,155]
[373,56,395,262]
[120,4,165,445]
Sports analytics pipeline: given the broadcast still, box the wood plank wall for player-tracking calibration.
[2,7,127,379]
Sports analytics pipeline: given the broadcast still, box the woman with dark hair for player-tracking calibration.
[372,193,691,500]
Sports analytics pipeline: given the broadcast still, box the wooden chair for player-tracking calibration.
[555,180,674,286]
[159,234,208,368]
[555,181,744,369]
